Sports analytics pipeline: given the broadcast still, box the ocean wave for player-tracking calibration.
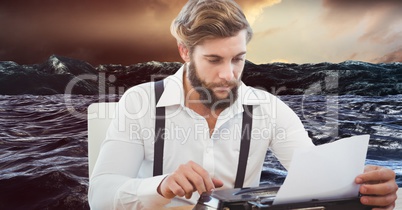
[1,55,401,96]
[0,94,401,208]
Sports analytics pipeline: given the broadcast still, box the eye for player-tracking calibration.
[233,57,244,63]
[208,59,221,64]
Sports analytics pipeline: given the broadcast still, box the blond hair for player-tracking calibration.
[171,0,253,52]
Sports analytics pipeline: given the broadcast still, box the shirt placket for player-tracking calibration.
[203,129,216,177]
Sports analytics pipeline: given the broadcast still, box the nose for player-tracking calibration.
[218,62,235,81]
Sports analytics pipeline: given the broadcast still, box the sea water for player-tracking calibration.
[0,94,400,209]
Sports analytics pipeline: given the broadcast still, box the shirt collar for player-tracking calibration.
[156,65,186,107]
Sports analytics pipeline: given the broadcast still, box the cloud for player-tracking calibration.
[0,0,188,65]
[346,53,359,61]
[237,0,282,24]
[319,0,402,63]
[253,27,283,40]
[321,0,402,42]
[371,48,402,63]
[0,0,285,65]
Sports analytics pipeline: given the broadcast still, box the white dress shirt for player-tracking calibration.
[88,65,314,209]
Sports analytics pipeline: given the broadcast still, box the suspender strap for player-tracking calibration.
[234,105,254,188]
[153,80,165,176]
[152,80,254,184]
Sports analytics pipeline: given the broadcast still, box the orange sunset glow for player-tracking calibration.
[1,0,401,65]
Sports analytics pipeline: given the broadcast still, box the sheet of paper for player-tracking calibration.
[273,135,369,205]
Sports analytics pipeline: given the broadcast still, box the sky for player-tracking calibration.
[0,0,402,66]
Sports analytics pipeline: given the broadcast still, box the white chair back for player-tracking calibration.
[87,102,117,178]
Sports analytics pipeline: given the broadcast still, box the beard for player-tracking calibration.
[187,61,240,110]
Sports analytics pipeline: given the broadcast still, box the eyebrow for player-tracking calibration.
[203,51,247,59]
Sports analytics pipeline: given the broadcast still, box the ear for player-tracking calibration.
[178,43,190,62]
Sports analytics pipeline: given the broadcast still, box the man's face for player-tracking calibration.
[187,30,247,110]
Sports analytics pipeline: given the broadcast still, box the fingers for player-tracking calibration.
[158,161,224,199]
[355,165,398,208]
[359,180,399,196]
[212,177,224,188]
[188,161,215,193]
[356,165,396,184]
[360,193,396,210]
[158,174,190,199]
[174,172,199,198]
[359,181,398,208]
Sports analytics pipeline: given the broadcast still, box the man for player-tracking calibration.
[89,0,398,209]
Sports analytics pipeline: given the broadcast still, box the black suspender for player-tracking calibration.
[152,80,254,188]
[153,80,165,176]
[234,105,253,188]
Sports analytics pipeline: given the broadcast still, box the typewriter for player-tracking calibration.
[193,186,371,210]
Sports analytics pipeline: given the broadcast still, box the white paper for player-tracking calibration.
[273,135,370,205]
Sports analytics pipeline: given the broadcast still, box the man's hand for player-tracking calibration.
[355,165,398,210]
[157,161,224,199]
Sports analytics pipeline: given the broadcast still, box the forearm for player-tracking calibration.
[89,174,170,209]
